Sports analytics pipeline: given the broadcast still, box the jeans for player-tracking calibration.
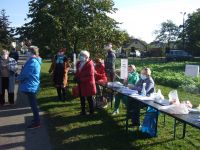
[24,92,40,123]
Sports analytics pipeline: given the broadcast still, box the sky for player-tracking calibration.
[1,0,200,43]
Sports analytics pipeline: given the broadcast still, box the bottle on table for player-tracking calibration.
[141,83,146,96]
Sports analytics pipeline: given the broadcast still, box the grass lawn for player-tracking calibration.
[38,60,200,150]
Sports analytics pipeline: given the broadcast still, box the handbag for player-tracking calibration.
[72,85,80,97]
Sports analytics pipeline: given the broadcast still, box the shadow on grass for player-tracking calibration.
[48,109,138,150]
[45,103,176,150]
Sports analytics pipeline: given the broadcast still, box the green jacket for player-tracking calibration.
[128,71,139,85]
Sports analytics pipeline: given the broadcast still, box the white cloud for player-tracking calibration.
[110,0,200,43]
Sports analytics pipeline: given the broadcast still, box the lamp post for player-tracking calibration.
[180,12,186,50]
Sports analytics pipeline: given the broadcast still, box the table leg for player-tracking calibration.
[182,123,186,139]
[173,119,176,139]
[155,110,159,137]
[163,114,166,126]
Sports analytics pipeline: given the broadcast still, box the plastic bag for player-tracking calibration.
[168,90,180,105]
[157,89,164,100]
[160,104,189,114]
[150,89,164,100]
[181,100,193,108]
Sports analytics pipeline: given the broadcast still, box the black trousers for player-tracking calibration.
[80,96,94,114]
[56,87,66,101]
[0,77,14,105]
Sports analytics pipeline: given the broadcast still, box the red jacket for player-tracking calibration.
[75,60,96,96]
[95,63,107,84]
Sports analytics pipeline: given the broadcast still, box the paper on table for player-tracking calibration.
[107,82,123,88]
[119,88,138,95]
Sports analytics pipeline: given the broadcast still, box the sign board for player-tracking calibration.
[185,65,199,77]
[120,59,128,79]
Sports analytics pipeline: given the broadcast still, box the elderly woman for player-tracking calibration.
[49,48,71,101]
[75,51,96,115]
[129,67,157,137]
[0,50,18,106]
[132,67,155,95]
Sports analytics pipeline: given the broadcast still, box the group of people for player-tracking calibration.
[70,43,157,136]
[0,43,158,135]
[0,46,42,129]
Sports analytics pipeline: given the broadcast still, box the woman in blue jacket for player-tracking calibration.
[18,46,42,129]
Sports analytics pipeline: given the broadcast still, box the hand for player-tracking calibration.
[123,78,128,84]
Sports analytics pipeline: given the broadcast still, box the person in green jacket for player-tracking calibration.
[112,65,139,115]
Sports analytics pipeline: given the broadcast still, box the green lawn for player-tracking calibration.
[38,60,200,150]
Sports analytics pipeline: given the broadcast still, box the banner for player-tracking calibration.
[120,59,128,79]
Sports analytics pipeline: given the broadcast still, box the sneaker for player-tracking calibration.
[27,122,41,129]
[112,110,119,115]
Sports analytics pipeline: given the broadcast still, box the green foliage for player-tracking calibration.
[154,20,180,48]
[17,0,129,58]
[185,8,200,56]
[0,9,13,49]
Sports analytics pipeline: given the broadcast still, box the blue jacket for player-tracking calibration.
[18,57,42,93]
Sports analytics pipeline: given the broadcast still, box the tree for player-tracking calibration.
[16,0,129,58]
[154,20,180,49]
[185,9,200,56]
[0,9,12,49]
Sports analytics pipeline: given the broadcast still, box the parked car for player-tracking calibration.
[116,52,127,58]
[165,50,193,61]
[130,50,141,57]
[141,51,151,58]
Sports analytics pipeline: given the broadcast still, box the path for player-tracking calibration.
[0,54,52,150]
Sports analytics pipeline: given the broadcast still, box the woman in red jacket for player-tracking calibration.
[95,58,107,83]
[75,51,96,115]
[94,58,108,108]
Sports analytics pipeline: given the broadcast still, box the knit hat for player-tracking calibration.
[80,50,90,58]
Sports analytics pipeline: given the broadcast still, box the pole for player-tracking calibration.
[181,12,186,50]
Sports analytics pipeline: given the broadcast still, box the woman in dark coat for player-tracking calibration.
[49,48,71,101]
[75,50,96,115]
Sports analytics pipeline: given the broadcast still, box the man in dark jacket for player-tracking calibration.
[104,43,116,82]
